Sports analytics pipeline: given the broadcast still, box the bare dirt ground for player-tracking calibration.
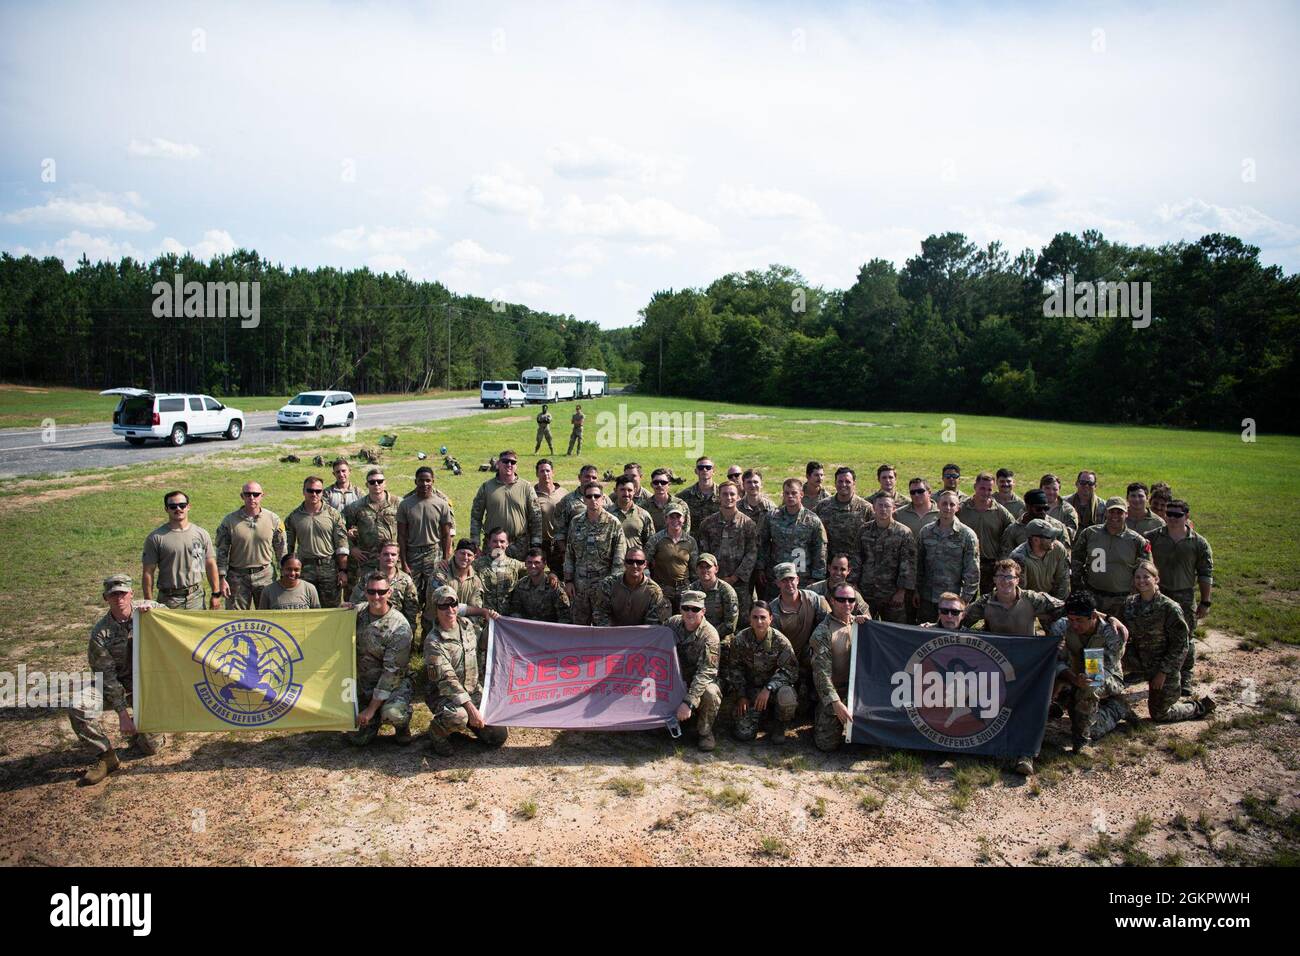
[1,630,1296,866]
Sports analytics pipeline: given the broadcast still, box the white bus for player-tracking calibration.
[579,368,608,398]
[522,366,581,403]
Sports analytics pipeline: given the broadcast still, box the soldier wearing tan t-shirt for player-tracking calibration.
[215,482,287,610]
[142,490,220,609]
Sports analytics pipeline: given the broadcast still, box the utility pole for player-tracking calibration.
[658,336,663,394]
[446,302,452,390]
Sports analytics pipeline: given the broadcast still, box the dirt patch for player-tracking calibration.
[721,433,764,441]
[0,384,49,394]
[792,419,891,428]
[485,417,530,425]
[716,414,770,420]
[1,628,1295,866]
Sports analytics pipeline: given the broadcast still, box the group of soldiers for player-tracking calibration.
[73,449,1216,783]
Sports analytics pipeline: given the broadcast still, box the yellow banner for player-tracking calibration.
[134,608,357,732]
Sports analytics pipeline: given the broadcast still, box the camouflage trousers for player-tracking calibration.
[349,684,413,744]
[157,585,205,609]
[224,566,272,610]
[1088,591,1129,621]
[68,683,164,756]
[1166,587,1198,686]
[426,688,508,746]
[1146,672,1199,722]
[535,426,554,455]
[813,686,850,752]
[1058,684,1132,743]
[732,685,798,741]
[566,429,583,455]
[683,682,722,737]
[299,557,341,608]
[865,592,906,624]
[406,545,442,612]
[571,579,597,626]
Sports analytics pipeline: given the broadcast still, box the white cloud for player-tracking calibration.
[3,197,154,231]
[547,241,607,275]
[15,230,146,265]
[1155,199,1300,248]
[159,229,238,260]
[419,186,450,215]
[366,253,416,275]
[554,194,719,242]
[716,184,822,221]
[447,238,510,266]
[631,243,676,259]
[324,225,439,253]
[466,165,544,216]
[127,137,201,160]
[547,137,685,185]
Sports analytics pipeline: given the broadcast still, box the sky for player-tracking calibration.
[2,0,1297,328]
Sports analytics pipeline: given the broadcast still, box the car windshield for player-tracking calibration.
[289,394,325,406]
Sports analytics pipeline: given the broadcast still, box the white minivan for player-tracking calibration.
[103,388,245,446]
[480,380,526,408]
[277,391,358,430]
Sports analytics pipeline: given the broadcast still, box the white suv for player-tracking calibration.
[480,380,525,408]
[103,388,244,447]
[277,391,358,430]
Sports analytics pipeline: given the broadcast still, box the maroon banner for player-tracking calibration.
[480,617,685,730]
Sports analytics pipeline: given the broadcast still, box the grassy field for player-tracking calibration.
[1,393,1296,671]
[0,383,477,428]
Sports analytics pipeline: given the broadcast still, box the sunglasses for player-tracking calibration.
[436,601,456,609]
[305,488,324,495]
[1078,480,1096,486]
[500,459,518,466]
[909,489,925,495]
[682,606,703,612]
[241,491,263,498]
[166,502,189,510]
[367,478,385,485]
[1166,511,1187,519]
[832,595,855,604]
[651,479,668,486]
[696,464,713,471]
[365,588,390,596]
[938,608,962,616]
[624,558,646,566]
[584,493,602,499]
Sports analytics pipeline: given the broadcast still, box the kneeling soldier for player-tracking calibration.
[350,572,414,746]
[1050,591,1134,755]
[727,602,799,744]
[1123,560,1216,723]
[425,585,507,756]
[810,583,869,752]
[70,574,164,785]
[670,591,722,752]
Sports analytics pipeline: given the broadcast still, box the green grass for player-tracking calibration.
[757,836,789,858]
[517,799,538,820]
[1,392,1297,668]
[0,383,476,428]
[708,784,750,809]
[604,775,646,797]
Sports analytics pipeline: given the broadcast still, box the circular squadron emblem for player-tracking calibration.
[192,619,304,726]
[893,633,1016,749]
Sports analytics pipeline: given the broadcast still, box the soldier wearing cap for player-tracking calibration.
[644,502,699,612]
[999,489,1069,557]
[350,571,416,746]
[1072,497,1152,618]
[769,562,831,718]
[1144,498,1213,693]
[727,602,800,745]
[1009,519,1070,599]
[687,553,739,645]
[669,590,722,752]
[70,574,164,785]
[424,585,507,756]
[591,547,672,627]
[215,481,287,610]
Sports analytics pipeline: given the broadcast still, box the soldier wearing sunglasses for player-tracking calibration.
[142,490,220,609]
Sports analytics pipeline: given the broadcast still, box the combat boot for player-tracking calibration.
[1195,696,1216,718]
[346,722,379,747]
[1012,757,1034,776]
[391,726,415,746]
[132,733,165,756]
[79,749,120,786]
[427,733,455,757]
[770,720,792,745]
[1072,736,1094,756]
[697,727,716,752]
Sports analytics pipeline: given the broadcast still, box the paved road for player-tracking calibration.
[0,397,497,478]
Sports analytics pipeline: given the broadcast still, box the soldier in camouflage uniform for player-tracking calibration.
[696,481,758,620]
[815,467,871,579]
[769,563,831,718]
[644,468,691,534]
[865,463,909,511]
[424,586,507,756]
[349,571,415,746]
[806,554,870,618]
[1050,591,1134,755]
[727,602,799,744]
[69,574,164,785]
[566,404,585,456]
[552,464,599,563]
[679,456,720,530]
[1009,519,1070,599]
[670,591,723,751]
[592,547,671,626]
[398,466,455,614]
[608,475,655,552]
[762,477,827,597]
[350,542,421,632]
[474,528,527,615]
[810,583,866,752]
[215,481,287,610]
[801,461,831,512]
[999,489,1069,558]
[914,491,980,624]
[508,547,572,622]
[1071,498,1151,618]
[534,405,555,455]
[286,476,349,608]
[644,503,698,612]
[1145,499,1213,692]
[1123,561,1215,722]
[958,473,1015,594]
[563,482,626,625]
[856,495,916,623]
[738,469,778,601]
[688,554,739,645]
[343,468,400,579]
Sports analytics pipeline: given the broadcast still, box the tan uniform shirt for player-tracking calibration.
[215,509,286,574]
[285,504,349,560]
[142,523,214,589]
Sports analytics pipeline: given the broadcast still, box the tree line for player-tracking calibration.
[631,231,1300,432]
[0,250,639,397]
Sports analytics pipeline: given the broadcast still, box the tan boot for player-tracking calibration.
[79,749,120,786]
[697,727,716,752]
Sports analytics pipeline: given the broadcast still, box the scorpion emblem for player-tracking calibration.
[213,633,291,705]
